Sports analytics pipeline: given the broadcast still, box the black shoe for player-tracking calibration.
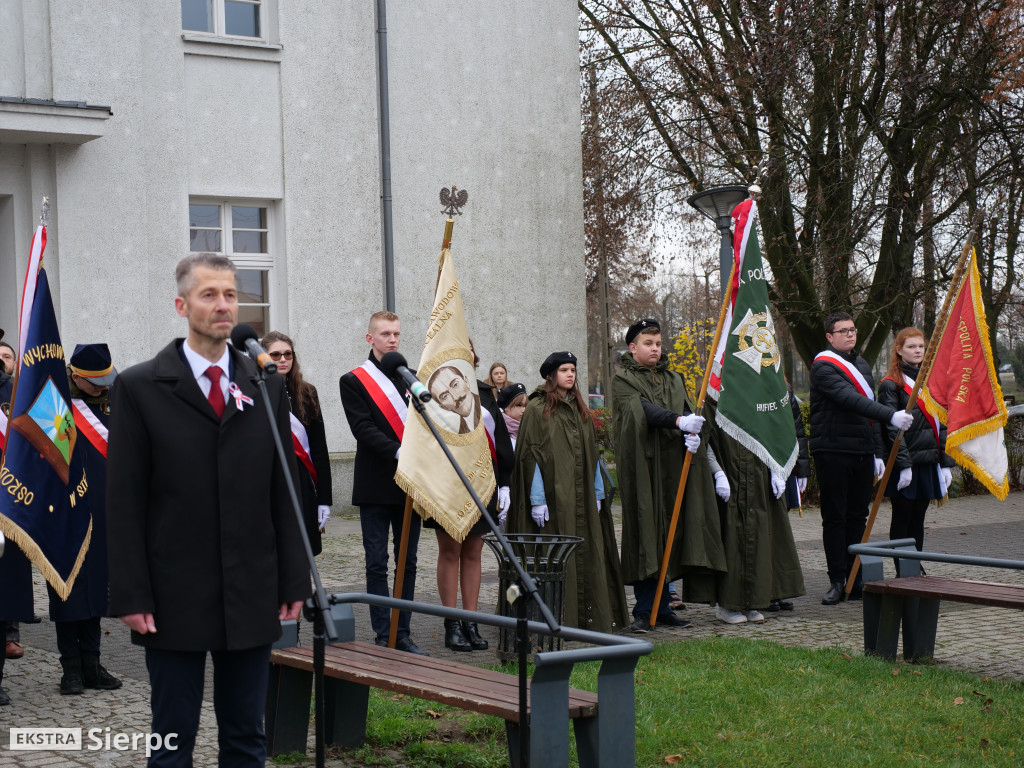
[629,616,651,634]
[0,687,10,706]
[822,581,844,605]
[60,666,84,696]
[395,637,429,656]
[777,599,794,611]
[374,637,389,648]
[461,621,489,651]
[443,619,472,652]
[82,658,122,690]
[655,612,692,628]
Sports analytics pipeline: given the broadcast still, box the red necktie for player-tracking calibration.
[206,366,225,418]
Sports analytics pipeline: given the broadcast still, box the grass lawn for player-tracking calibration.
[320,637,1024,768]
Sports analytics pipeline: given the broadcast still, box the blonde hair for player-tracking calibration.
[368,311,399,333]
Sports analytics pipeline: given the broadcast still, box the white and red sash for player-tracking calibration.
[885,373,948,496]
[814,350,873,400]
[290,412,317,485]
[350,360,408,441]
[481,406,497,462]
[71,398,108,459]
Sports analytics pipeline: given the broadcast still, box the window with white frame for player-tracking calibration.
[189,200,276,337]
[182,0,263,39]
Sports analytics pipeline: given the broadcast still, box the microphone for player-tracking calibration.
[380,351,431,403]
[230,323,277,374]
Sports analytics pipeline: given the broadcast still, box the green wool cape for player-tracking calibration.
[507,388,629,633]
[704,399,805,610]
[612,353,726,590]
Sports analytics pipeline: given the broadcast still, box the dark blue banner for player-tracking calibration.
[0,266,92,599]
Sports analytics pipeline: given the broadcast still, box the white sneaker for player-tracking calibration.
[715,605,747,624]
[744,610,765,623]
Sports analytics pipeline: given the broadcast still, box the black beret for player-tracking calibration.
[626,318,661,345]
[497,382,527,408]
[539,351,577,379]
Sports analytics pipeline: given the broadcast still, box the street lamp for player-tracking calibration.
[687,185,750,297]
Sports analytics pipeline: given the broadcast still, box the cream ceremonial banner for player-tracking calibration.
[394,245,495,541]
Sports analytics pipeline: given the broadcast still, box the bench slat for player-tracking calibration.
[863,576,1024,609]
[271,642,599,721]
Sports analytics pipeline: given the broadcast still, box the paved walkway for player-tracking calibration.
[2,492,1022,765]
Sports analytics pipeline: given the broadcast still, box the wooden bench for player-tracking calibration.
[265,601,646,767]
[851,540,1024,662]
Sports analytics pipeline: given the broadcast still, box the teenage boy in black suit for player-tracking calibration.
[339,311,427,656]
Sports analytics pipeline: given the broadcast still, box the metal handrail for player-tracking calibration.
[849,539,1024,570]
[326,591,653,661]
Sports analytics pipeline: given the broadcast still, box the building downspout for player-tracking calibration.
[376,0,396,312]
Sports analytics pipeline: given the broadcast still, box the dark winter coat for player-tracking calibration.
[877,364,956,471]
[809,344,891,456]
[339,354,408,507]
[106,340,310,651]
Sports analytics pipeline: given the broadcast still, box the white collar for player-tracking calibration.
[182,339,231,382]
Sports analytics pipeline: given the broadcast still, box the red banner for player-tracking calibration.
[921,248,1008,499]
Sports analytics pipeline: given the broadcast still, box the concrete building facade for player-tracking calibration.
[0,0,588,501]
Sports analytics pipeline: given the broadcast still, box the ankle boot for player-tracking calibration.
[82,656,122,690]
[461,621,488,651]
[822,581,845,605]
[59,659,84,695]
[443,619,472,652]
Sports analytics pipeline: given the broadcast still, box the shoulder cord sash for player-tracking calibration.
[289,412,318,485]
[814,350,873,400]
[351,360,408,441]
[71,398,108,459]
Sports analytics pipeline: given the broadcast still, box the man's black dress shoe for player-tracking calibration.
[395,637,429,656]
[822,581,844,605]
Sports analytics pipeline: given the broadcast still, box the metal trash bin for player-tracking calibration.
[482,533,583,661]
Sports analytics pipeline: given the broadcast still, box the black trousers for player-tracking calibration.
[145,644,271,768]
[55,617,101,664]
[815,451,874,584]
[889,494,929,552]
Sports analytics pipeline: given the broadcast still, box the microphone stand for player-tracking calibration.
[250,363,337,768]
[406,393,559,765]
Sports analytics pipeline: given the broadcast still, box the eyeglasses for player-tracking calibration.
[830,328,858,337]
[268,350,294,360]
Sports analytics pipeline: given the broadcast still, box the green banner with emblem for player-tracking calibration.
[712,200,798,479]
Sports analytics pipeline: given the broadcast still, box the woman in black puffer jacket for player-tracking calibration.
[878,327,955,554]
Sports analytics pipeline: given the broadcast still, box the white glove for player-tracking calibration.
[896,468,912,490]
[531,504,549,527]
[684,433,701,453]
[677,414,705,433]
[941,467,953,490]
[770,474,786,499]
[317,505,331,528]
[874,458,885,480]
[796,477,807,494]
[497,486,511,514]
[0,528,5,558]
[713,471,731,501]
[498,510,507,531]
[890,410,914,431]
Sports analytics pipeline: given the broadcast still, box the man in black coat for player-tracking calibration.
[809,312,913,605]
[339,311,427,655]
[107,253,309,767]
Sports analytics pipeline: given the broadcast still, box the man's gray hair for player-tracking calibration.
[175,253,237,297]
